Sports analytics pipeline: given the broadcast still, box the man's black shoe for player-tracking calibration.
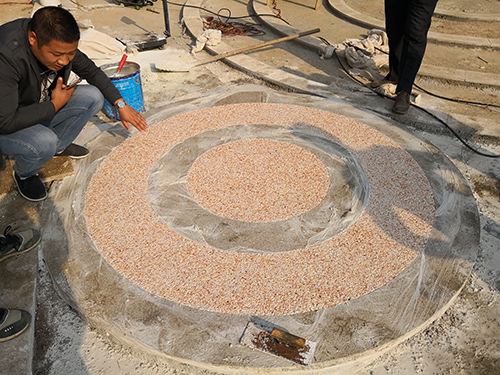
[0,226,41,263]
[0,308,31,342]
[13,172,47,202]
[56,144,89,159]
[392,91,411,114]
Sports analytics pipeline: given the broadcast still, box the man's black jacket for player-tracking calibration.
[0,18,121,135]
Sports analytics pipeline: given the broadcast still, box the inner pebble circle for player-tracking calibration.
[186,139,330,223]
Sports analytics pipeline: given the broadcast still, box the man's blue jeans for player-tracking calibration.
[0,85,104,179]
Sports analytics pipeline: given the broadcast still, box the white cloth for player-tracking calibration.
[334,29,390,80]
[191,29,222,53]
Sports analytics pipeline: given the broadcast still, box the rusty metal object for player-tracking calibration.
[271,328,306,349]
[240,322,316,366]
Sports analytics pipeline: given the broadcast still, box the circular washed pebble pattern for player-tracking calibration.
[187,139,330,223]
[85,103,435,316]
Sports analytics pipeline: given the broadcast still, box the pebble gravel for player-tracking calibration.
[85,103,435,316]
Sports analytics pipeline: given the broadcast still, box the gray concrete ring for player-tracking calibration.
[148,124,369,253]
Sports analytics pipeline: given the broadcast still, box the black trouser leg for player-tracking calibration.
[384,0,408,82]
[397,0,439,93]
[385,0,439,93]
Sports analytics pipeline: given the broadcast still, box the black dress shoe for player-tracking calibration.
[392,91,411,114]
[13,172,47,202]
[55,144,89,159]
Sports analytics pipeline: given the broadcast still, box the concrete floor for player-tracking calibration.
[0,0,499,374]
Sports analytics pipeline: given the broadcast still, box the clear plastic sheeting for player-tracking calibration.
[39,86,479,372]
[148,124,369,253]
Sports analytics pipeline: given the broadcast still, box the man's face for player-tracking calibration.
[28,31,78,71]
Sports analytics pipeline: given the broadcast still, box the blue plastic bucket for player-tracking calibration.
[100,61,145,121]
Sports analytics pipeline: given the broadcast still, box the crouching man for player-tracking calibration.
[0,6,148,201]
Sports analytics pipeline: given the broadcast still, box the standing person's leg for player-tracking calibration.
[396,0,439,94]
[384,0,409,83]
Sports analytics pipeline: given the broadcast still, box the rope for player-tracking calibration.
[271,0,282,19]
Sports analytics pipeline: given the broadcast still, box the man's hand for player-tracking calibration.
[115,100,148,132]
[51,77,74,112]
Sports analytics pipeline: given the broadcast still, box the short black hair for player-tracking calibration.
[28,6,80,46]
